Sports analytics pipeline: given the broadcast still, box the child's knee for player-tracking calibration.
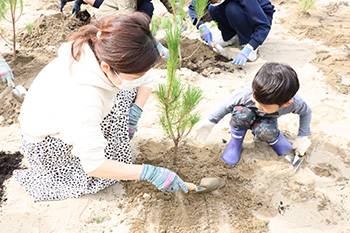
[252,121,279,142]
[230,106,256,131]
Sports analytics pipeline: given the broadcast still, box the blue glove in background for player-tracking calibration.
[156,42,169,60]
[176,16,188,32]
[72,2,81,14]
[232,46,252,66]
[128,103,143,140]
[140,164,188,193]
[0,59,14,87]
[199,25,213,46]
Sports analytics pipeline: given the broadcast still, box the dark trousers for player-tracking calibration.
[137,0,154,18]
[208,1,273,45]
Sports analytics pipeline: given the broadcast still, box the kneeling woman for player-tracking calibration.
[14,12,188,201]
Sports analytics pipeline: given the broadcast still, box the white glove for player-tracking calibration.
[293,136,311,156]
[194,119,215,145]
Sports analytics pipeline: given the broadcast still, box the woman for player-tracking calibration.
[14,12,188,201]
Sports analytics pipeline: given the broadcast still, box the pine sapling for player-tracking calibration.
[0,0,23,57]
[156,18,203,165]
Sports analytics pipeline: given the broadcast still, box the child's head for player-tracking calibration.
[252,63,299,114]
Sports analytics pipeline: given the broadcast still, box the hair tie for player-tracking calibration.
[96,31,102,39]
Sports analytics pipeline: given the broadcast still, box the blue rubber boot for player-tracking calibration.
[221,127,247,166]
[268,133,293,156]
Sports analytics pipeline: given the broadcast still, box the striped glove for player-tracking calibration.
[140,164,188,193]
[128,104,142,139]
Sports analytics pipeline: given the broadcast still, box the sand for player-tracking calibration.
[0,0,349,232]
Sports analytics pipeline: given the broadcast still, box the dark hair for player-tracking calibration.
[252,63,299,106]
[68,12,160,74]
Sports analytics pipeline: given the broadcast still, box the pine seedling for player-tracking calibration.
[0,0,23,57]
[155,17,203,164]
[299,0,316,12]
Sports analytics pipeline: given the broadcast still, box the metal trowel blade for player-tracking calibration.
[293,156,304,175]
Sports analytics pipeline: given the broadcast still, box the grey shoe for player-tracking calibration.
[248,48,257,62]
[214,36,239,48]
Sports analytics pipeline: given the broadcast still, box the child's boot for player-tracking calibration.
[221,127,247,166]
[268,133,293,156]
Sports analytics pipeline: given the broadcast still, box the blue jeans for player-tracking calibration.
[208,1,273,45]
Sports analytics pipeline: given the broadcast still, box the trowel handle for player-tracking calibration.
[184,182,198,191]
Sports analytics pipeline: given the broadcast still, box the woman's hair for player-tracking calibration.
[68,12,160,74]
[252,62,300,106]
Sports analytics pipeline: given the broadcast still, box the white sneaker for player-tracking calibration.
[248,48,257,62]
[214,36,239,48]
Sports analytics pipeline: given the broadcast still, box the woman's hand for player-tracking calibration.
[139,164,188,193]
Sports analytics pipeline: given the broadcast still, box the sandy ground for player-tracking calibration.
[0,0,350,232]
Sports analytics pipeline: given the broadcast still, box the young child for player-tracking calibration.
[195,62,312,166]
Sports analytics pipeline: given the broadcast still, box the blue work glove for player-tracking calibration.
[156,42,169,60]
[72,2,81,14]
[140,164,188,193]
[0,59,14,86]
[232,45,252,66]
[128,103,143,140]
[199,25,213,46]
[176,16,188,32]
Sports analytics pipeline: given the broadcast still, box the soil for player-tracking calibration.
[1,0,350,232]
[0,151,23,206]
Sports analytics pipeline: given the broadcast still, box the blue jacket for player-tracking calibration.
[188,0,275,48]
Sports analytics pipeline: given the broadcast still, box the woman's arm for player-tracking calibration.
[134,86,152,109]
[87,159,144,180]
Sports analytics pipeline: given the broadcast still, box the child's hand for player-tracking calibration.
[194,119,216,145]
[293,136,311,156]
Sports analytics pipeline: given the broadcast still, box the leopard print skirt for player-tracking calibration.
[13,89,136,201]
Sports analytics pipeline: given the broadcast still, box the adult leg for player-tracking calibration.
[137,0,154,18]
[208,3,237,41]
[224,1,253,46]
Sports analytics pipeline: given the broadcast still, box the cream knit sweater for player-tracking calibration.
[20,42,120,172]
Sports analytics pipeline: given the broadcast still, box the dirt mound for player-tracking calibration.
[0,12,91,127]
[0,151,24,206]
[123,139,274,232]
[156,38,240,78]
[19,12,89,50]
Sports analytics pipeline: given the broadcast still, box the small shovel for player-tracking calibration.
[210,41,230,59]
[0,72,27,103]
[185,177,223,193]
[10,81,27,103]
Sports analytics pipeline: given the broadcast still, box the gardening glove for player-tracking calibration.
[199,25,213,46]
[194,119,216,145]
[0,59,14,87]
[176,16,188,32]
[72,2,81,14]
[232,44,253,67]
[139,164,188,193]
[293,136,311,156]
[156,42,169,60]
[128,103,143,140]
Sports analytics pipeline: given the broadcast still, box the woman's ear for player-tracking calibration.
[100,61,110,74]
[282,99,293,107]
